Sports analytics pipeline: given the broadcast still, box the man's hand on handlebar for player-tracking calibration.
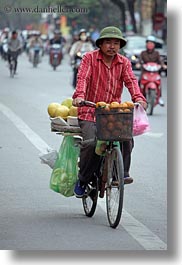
[72,98,84,107]
[136,101,148,110]
[73,99,96,107]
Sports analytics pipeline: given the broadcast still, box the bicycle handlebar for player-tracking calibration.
[78,100,96,107]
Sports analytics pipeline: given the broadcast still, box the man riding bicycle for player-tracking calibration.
[7,30,22,75]
[72,26,147,198]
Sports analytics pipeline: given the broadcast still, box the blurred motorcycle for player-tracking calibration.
[71,50,86,88]
[140,62,162,115]
[49,43,62,71]
[1,39,8,60]
[32,44,42,67]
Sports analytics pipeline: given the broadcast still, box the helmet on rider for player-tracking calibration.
[79,28,86,35]
[79,29,87,41]
[146,35,156,51]
[146,35,156,43]
[54,29,60,35]
[4,27,10,33]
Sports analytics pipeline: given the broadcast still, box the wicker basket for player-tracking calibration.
[95,107,133,141]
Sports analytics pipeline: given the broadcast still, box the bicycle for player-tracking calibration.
[9,52,17,78]
[51,100,134,229]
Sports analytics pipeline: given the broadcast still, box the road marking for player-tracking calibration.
[143,132,164,138]
[0,103,50,154]
[98,199,167,250]
[0,102,167,250]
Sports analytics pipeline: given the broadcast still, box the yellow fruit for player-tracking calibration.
[110,102,120,108]
[54,105,69,118]
[125,101,134,108]
[123,108,131,112]
[119,103,128,108]
[47,103,61,118]
[69,106,78,117]
[61,98,73,109]
[96,101,107,108]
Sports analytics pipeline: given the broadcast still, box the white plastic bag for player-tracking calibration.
[133,104,151,136]
[39,149,58,169]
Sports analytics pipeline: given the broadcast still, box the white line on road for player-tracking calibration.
[0,102,50,154]
[0,102,167,250]
[143,132,164,138]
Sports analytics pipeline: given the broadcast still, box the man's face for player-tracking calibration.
[55,34,59,39]
[12,33,17,39]
[99,38,120,56]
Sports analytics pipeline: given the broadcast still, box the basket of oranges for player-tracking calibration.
[95,101,134,141]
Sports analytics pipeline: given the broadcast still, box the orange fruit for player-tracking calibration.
[110,102,120,108]
[96,101,107,108]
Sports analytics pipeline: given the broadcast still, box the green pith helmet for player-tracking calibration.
[95,26,127,48]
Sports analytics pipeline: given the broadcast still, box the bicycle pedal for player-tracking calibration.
[111,180,119,186]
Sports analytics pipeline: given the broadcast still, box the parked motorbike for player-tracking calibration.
[71,50,86,88]
[49,44,62,71]
[140,62,162,115]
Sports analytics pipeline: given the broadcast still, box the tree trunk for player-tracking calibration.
[127,0,137,33]
[110,0,126,33]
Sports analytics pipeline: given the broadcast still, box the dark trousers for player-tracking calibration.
[78,120,134,184]
[8,51,18,72]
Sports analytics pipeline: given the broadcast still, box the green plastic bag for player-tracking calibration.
[50,136,79,197]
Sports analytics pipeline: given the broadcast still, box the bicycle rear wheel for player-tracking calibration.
[82,178,98,217]
[106,146,124,228]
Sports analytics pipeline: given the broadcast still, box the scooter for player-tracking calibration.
[32,44,42,67]
[49,44,62,71]
[140,62,162,115]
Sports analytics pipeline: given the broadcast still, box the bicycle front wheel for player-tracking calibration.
[106,146,124,228]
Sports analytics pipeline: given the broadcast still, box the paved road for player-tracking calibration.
[0,53,167,250]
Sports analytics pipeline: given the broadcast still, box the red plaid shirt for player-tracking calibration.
[72,49,146,122]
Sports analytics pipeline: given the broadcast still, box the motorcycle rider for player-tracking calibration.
[137,35,166,106]
[69,29,94,88]
[7,30,22,74]
[72,26,147,197]
[0,27,10,60]
[29,31,43,63]
[49,29,66,46]
[69,28,94,60]
[49,30,66,65]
